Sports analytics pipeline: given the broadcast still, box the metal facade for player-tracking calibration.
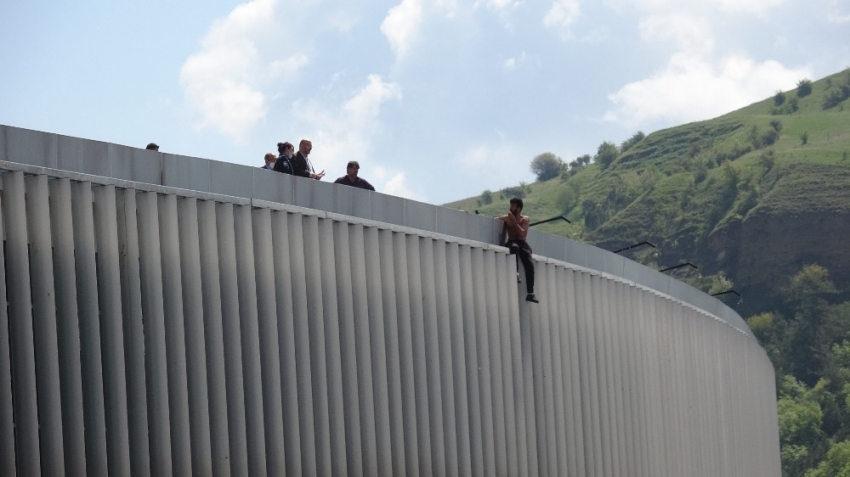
[0,125,780,476]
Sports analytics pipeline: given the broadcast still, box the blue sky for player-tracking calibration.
[2,0,848,204]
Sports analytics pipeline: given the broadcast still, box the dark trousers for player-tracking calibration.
[506,239,534,294]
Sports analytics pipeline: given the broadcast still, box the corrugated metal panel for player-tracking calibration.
[0,169,782,476]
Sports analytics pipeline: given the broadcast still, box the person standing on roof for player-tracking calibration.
[261,153,276,170]
[334,160,375,191]
[273,142,294,174]
[289,139,324,180]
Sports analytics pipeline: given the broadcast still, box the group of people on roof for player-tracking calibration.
[262,139,375,191]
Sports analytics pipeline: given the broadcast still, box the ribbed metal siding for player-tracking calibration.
[0,170,780,476]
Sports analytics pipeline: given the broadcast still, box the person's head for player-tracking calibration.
[509,197,524,214]
[264,153,277,168]
[299,139,312,156]
[346,160,360,179]
[277,142,294,158]
[146,143,159,151]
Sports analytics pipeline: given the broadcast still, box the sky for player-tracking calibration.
[1,0,848,204]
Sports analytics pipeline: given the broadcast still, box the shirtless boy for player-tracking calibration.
[497,197,539,303]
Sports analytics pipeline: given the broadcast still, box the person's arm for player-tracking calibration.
[502,213,524,236]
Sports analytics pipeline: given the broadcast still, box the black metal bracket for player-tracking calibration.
[529,215,571,227]
[659,262,699,273]
[612,241,656,254]
[711,289,742,299]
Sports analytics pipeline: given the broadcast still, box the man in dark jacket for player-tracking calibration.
[288,139,324,180]
[334,160,375,191]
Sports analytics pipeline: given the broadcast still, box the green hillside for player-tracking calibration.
[448,69,850,304]
[447,69,850,475]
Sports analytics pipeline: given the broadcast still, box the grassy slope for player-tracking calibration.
[445,69,850,305]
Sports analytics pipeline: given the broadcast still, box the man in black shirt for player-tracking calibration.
[334,160,375,191]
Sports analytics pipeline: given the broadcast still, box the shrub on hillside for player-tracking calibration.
[750,124,780,149]
[694,166,708,184]
[480,189,493,205]
[620,131,646,154]
[797,79,813,98]
[762,128,780,147]
[499,186,525,199]
[581,199,606,230]
[822,85,850,109]
[774,90,786,106]
[772,96,799,115]
[759,150,776,174]
[714,142,753,165]
[556,184,580,214]
[499,183,531,200]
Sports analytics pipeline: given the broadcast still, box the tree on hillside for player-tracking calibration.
[530,152,566,182]
[595,141,619,169]
[806,441,850,477]
[785,265,839,385]
[788,264,837,310]
[777,376,830,476]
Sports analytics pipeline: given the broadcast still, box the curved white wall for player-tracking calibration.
[0,125,780,476]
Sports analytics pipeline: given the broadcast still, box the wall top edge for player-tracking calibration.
[0,123,753,338]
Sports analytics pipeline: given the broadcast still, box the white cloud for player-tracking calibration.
[457,129,522,171]
[179,0,310,141]
[292,75,402,181]
[343,74,404,121]
[181,40,267,142]
[455,140,530,192]
[828,0,850,23]
[503,51,527,70]
[639,14,715,53]
[326,10,360,32]
[603,53,810,128]
[544,0,581,39]
[267,54,310,81]
[383,172,424,200]
[381,0,424,59]
[698,0,784,14]
[435,0,462,17]
[581,27,611,43]
[476,0,523,10]
[605,0,783,15]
